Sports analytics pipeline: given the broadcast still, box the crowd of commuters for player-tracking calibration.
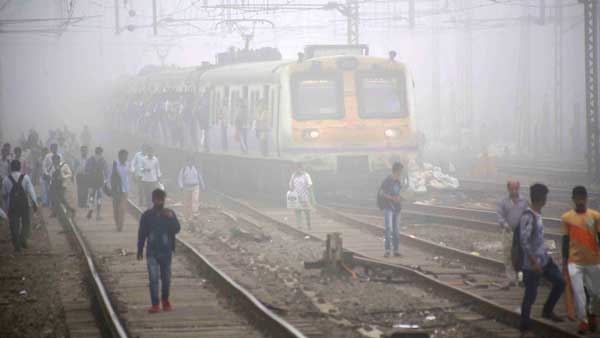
[493,180,600,336]
[114,90,271,156]
[6,126,600,335]
[0,127,189,315]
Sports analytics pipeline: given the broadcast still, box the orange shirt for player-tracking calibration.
[561,209,600,265]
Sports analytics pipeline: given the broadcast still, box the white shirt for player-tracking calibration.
[130,151,145,177]
[43,152,62,176]
[178,165,205,189]
[140,156,161,182]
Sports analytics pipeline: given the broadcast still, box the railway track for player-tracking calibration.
[323,202,563,244]
[458,178,598,202]
[55,196,308,338]
[211,190,590,338]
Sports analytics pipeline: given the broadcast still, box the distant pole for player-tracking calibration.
[409,0,415,28]
[553,0,563,153]
[114,0,120,35]
[431,0,441,138]
[345,0,359,44]
[582,0,599,180]
[0,56,3,141]
[152,0,158,36]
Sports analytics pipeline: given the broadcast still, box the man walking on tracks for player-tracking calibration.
[73,145,89,208]
[178,156,205,221]
[85,147,108,220]
[137,189,181,313]
[130,144,148,206]
[108,149,129,232]
[496,180,528,288]
[1,160,38,252]
[518,183,565,337]
[377,162,403,258]
[139,146,161,208]
[561,186,600,334]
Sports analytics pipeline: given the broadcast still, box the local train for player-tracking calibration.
[115,45,417,173]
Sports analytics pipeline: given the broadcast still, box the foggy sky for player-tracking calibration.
[0,0,585,155]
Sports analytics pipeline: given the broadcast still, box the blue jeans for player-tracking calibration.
[147,254,172,306]
[520,258,565,331]
[383,209,400,253]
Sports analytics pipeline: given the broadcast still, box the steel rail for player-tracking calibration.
[212,191,581,338]
[323,202,563,243]
[56,204,129,338]
[314,203,506,273]
[126,200,309,338]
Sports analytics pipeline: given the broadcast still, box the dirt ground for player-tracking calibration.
[171,195,492,338]
[0,211,69,338]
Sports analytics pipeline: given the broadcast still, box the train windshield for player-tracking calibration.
[292,78,343,120]
[357,74,407,119]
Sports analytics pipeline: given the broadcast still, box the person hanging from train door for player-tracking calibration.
[256,98,270,156]
[496,180,528,288]
[137,188,181,313]
[377,162,403,258]
[289,163,314,229]
[235,99,249,154]
[198,90,211,153]
[518,183,565,337]
[217,99,229,152]
[561,186,600,334]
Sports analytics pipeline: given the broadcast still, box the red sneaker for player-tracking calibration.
[162,299,172,312]
[147,305,160,313]
[590,315,597,333]
[578,322,590,335]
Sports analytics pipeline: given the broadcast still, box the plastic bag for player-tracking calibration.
[286,190,300,209]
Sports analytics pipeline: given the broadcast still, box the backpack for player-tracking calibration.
[511,209,536,272]
[8,175,29,215]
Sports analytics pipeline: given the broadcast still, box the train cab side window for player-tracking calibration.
[357,72,408,119]
[291,75,344,120]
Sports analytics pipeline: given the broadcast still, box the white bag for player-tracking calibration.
[286,190,300,209]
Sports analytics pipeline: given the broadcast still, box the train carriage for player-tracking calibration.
[122,45,417,173]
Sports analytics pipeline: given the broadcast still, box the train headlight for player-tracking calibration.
[303,129,320,140]
[384,129,396,138]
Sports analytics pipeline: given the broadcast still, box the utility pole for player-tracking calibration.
[431,0,441,138]
[553,0,563,153]
[581,0,599,180]
[0,56,3,141]
[409,0,415,29]
[152,0,158,36]
[516,3,531,153]
[346,0,359,44]
[114,0,120,34]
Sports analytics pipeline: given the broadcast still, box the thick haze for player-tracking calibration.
[0,0,585,159]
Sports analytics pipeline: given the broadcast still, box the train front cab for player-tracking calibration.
[278,55,417,175]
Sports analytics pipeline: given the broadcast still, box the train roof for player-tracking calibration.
[197,60,292,85]
[120,54,409,91]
